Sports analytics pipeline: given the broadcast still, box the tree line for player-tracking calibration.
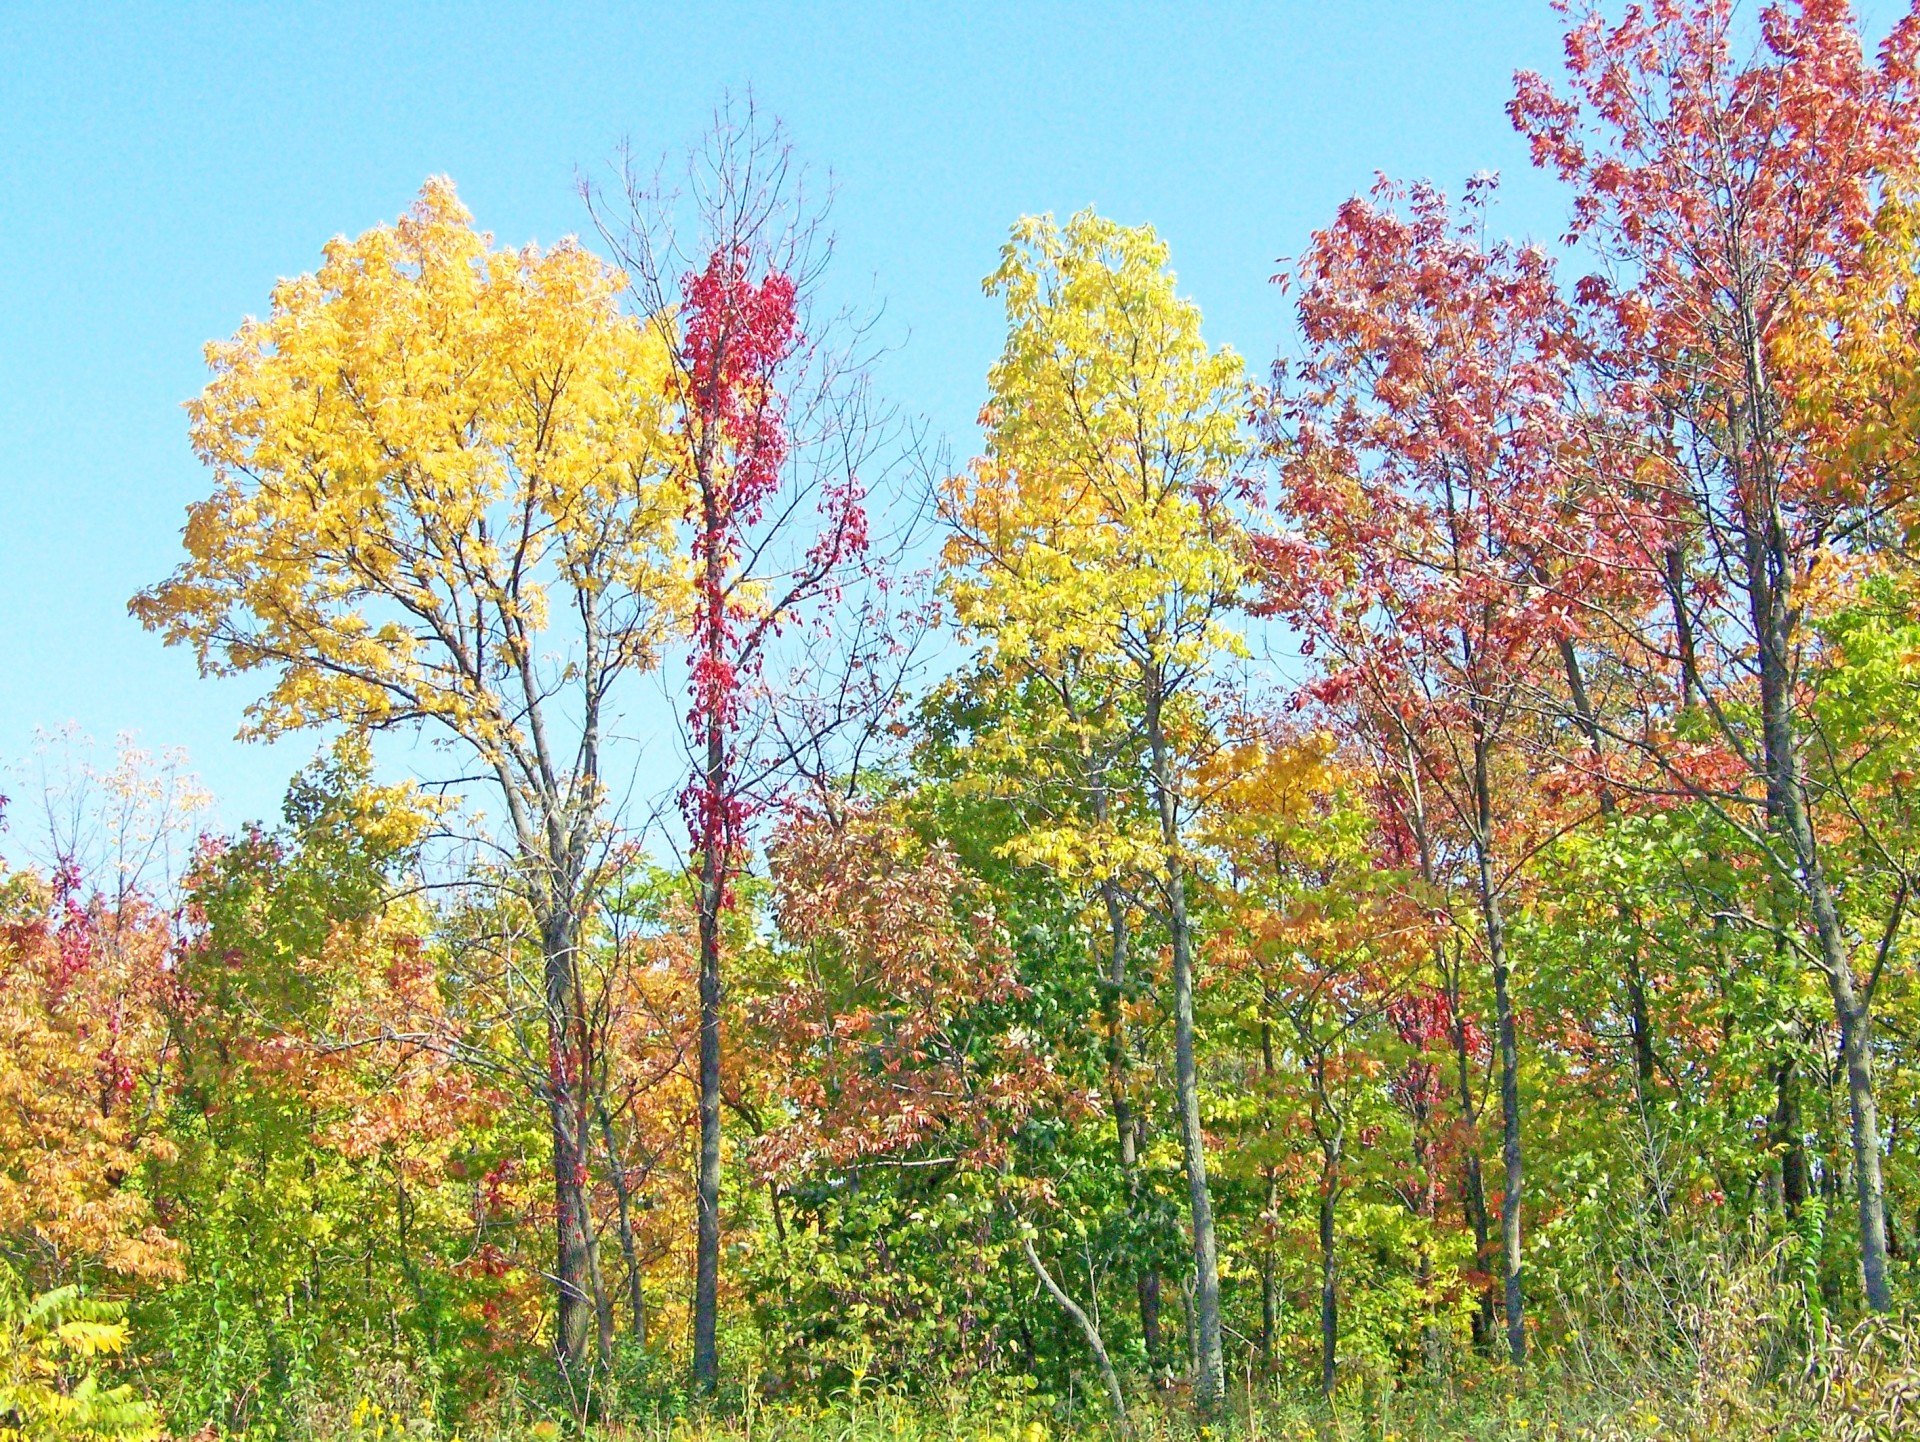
[11,2,1920,1433]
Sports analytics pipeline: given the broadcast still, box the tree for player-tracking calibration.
[132,179,684,1367]
[1511,0,1920,1310]
[942,209,1250,1416]
[1205,728,1424,1394]
[757,801,1132,1426]
[1261,175,1644,1362]
[586,103,886,1392]
[0,859,180,1290]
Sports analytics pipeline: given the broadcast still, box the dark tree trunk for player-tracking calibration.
[543,911,596,1372]
[692,836,724,1390]
[1471,731,1525,1366]
[1318,1131,1342,1398]
[1773,1057,1809,1218]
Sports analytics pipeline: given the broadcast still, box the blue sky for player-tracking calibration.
[2,1,1903,833]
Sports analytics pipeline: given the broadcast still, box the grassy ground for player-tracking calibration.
[478,1350,1909,1442]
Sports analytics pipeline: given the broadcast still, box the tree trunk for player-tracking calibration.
[1262,1026,1279,1382]
[1772,1056,1809,1218]
[1828,930,1893,1311]
[1753,536,1892,1308]
[1453,1017,1497,1353]
[595,1094,648,1349]
[1318,1130,1342,1399]
[1094,808,1160,1369]
[1137,1253,1163,1370]
[543,912,596,1372]
[1260,1235,1276,1382]
[1487,887,1525,1366]
[692,841,724,1390]
[1021,1234,1129,1433]
[1472,734,1525,1366]
[1146,681,1224,1417]
[587,1218,615,1366]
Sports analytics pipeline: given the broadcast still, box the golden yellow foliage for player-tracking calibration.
[133,177,685,770]
[943,210,1250,685]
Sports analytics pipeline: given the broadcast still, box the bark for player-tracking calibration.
[1411,1116,1444,1376]
[1136,1250,1163,1369]
[1725,278,1893,1309]
[1406,735,1497,1349]
[692,831,724,1389]
[595,1092,648,1349]
[543,912,597,1372]
[1021,1234,1129,1434]
[1318,1130,1343,1398]
[587,1217,615,1366]
[1145,679,1223,1417]
[1261,1024,1279,1381]
[1260,1236,1276,1382]
[1772,1056,1809,1218]
[691,485,728,1389]
[1092,783,1161,1366]
[1748,476,1891,1308]
[1471,732,1526,1366]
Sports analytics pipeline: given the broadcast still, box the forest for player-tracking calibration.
[14,2,1920,1439]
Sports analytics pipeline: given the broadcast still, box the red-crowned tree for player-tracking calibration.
[588,104,886,1391]
[1511,0,1920,1310]
[1260,177,1652,1363]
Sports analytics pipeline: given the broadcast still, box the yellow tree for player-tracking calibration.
[132,179,684,1369]
[941,209,1250,1418]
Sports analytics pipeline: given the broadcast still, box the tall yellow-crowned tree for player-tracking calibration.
[132,178,684,1369]
[942,209,1250,1419]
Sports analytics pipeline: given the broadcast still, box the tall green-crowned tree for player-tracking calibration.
[941,209,1251,1417]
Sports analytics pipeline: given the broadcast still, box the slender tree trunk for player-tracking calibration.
[1772,1056,1809,1217]
[595,1095,648,1349]
[1145,679,1223,1417]
[587,1218,615,1366]
[691,496,728,1390]
[1137,1243,1163,1370]
[1412,1121,1443,1377]
[1821,903,1893,1311]
[1022,1234,1129,1433]
[693,832,724,1389]
[1093,782,1161,1368]
[1261,1023,1279,1382]
[543,911,596,1372]
[1260,1225,1277,1382]
[1471,733,1525,1366]
[1407,736,1497,1350]
[1450,991,1497,1353]
[1744,457,1894,1310]
[1318,1127,1343,1399]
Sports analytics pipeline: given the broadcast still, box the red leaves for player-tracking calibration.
[1512,0,1920,375]
[680,246,803,863]
[753,805,1046,1180]
[682,245,798,541]
[676,245,870,874]
[1266,176,1656,754]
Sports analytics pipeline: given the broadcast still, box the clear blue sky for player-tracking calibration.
[2,1,1901,830]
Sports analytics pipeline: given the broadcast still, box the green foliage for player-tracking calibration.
[0,1276,157,1442]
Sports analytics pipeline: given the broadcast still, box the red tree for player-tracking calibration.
[1261,176,1659,1362]
[1511,0,1920,1309]
[590,103,886,1390]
